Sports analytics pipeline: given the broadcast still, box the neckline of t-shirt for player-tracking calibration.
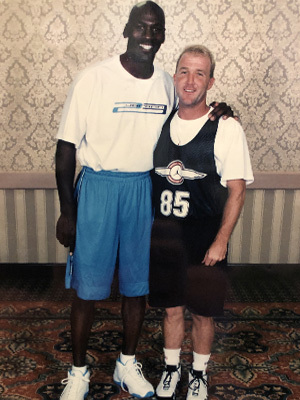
[174,106,213,125]
[117,55,159,81]
[170,107,213,147]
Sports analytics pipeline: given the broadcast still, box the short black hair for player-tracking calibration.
[127,1,165,26]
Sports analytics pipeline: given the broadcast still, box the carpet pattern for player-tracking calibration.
[1,300,300,400]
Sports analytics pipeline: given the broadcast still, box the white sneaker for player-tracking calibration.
[186,369,208,400]
[113,357,154,398]
[156,364,181,399]
[60,368,90,400]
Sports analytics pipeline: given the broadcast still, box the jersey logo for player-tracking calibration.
[155,160,207,185]
[113,102,167,114]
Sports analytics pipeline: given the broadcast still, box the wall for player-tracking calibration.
[1,0,299,172]
[0,178,300,264]
[0,0,300,264]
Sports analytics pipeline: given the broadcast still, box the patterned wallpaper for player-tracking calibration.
[1,0,300,173]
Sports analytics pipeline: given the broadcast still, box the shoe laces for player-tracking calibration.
[121,361,146,391]
[61,370,90,396]
[188,370,207,395]
[162,365,179,389]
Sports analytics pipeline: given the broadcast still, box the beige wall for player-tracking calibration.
[0,0,299,172]
[1,187,300,264]
[0,1,300,264]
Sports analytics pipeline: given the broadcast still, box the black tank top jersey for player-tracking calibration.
[152,110,228,220]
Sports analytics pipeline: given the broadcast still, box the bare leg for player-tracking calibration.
[191,314,214,355]
[121,295,146,355]
[71,295,95,367]
[163,306,185,349]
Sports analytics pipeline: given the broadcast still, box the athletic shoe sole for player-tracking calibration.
[114,379,154,398]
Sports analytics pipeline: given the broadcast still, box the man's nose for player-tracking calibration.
[186,73,194,84]
[144,26,154,39]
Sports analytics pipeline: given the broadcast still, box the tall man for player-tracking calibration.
[55,2,233,399]
[149,45,254,400]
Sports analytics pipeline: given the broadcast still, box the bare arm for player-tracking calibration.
[55,139,77,252]
[202,179,246,266]
[208,101,239,121]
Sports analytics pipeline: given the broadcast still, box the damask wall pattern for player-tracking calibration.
[0,0,299,173]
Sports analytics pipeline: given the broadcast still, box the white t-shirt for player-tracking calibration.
[170,108,254,187]
[57,55,176,172]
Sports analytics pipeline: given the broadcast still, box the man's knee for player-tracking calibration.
[165,306,185,322]
[122,295,146,316]
[191,314,214,327]
[73,295,95,310]
[122,295,146,305]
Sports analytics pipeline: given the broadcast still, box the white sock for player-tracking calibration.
[164,348,181,366]
[192,352,210,372]
[120,352,135,364]
[72,365,87,373]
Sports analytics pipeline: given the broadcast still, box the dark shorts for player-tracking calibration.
[149,216,228,317]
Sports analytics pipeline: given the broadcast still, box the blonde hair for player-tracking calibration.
[175,45,215,78]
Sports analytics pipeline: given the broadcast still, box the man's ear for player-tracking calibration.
[123,23,129,38]
[208,77,215,91]
[173,73,177,86]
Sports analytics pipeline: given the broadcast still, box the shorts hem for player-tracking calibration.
[72,285,111,301]
[120,283,149,297]
[148,299,225,317]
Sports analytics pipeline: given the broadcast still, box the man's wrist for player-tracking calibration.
[60,202,77,218]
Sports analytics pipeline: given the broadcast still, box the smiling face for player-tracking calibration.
[174,52,215,117]
[123,2,165,64]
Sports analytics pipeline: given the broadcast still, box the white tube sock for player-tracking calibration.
[120,352,135,364]
[72,365,87,373]
[163,348,181,366]
[192,352,210,371]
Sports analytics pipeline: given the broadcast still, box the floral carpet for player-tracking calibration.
[1,299,300,400]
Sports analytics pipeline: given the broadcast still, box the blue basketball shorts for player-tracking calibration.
[66,167,153,300]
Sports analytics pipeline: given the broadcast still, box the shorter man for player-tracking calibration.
[149,45,254,400]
